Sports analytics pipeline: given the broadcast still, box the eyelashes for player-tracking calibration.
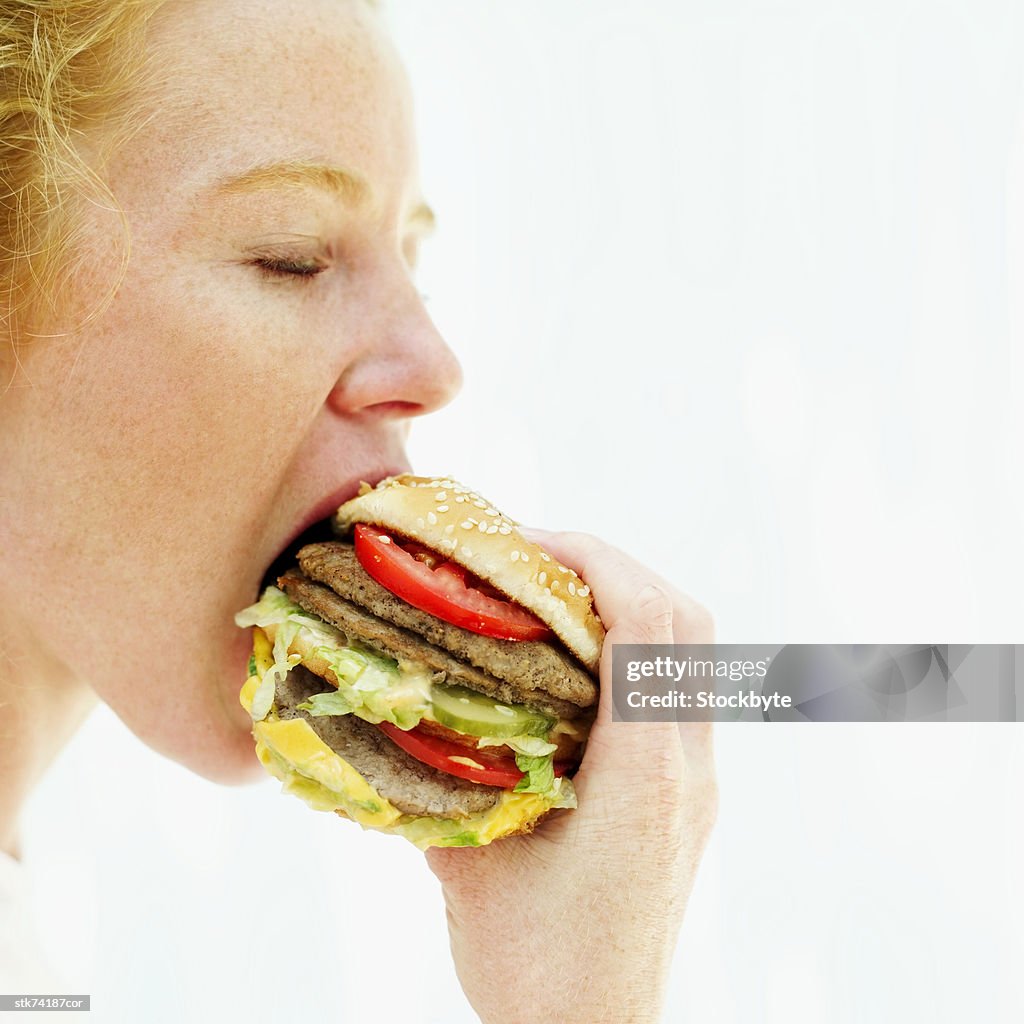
[248,254,328,282]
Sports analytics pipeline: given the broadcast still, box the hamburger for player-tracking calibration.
[235,474,605,849]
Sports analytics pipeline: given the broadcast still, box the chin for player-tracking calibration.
[177,722,271,787]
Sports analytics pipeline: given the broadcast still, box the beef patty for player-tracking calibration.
[286,540,597,715]
[274,665,504,820]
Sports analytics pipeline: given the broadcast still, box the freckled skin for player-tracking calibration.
[0,0,461,784]
[0,5,717,1017]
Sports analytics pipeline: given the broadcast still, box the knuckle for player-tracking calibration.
[552,529,602,554]
[632,582,674,630]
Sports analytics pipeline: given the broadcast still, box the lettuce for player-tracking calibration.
[310,644,430,729]
[476,733,563,797]
[478,734,557,757]
[235,586,343,646]
[296,690,353,717]
[513,753,556,795]
[236,587,431,729]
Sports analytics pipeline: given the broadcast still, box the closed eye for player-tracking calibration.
[249,256,327,281]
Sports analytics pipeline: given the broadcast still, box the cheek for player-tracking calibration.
[9,261,341,780]
[90,625,263,786]
[63,260,342,550]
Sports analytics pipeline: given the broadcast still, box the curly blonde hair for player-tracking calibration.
[1,0,164,374]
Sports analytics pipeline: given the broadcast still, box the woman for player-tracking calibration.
[0,1,717,1020]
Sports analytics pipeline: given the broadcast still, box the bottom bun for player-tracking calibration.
[239,672,574,850]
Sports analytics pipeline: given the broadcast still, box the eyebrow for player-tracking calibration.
[211,159,435,232]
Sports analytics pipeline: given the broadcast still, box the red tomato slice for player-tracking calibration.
[354,524,553,642]
[378,722,569,790]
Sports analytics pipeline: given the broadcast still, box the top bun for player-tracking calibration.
[333,475,605,674]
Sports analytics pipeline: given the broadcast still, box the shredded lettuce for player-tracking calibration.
[242,596,306,722]
[513,752,556,795]
[235,586,343,645]
[296,689,353,717]
[236,586,431,728]
[477,734,563,797]
[309,643,430,729]
[478,734,557,757]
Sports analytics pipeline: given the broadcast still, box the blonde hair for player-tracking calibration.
[0,0,164,375]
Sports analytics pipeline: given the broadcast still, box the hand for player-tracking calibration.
[426,530,718,1024]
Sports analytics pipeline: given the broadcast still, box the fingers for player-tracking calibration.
[520,528,714,644]
[521,526,717,756]
[519,532,681,809]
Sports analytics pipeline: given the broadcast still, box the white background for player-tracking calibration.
[20,1,1024,1021]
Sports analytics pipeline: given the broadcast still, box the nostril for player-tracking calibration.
[362,400,425,418]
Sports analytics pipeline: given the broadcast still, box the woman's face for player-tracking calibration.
[0,0,460,782]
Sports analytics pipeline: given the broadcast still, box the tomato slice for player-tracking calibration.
[378,722,569,789]
[354,523,553,642]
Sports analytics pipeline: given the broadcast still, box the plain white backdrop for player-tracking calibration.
[20,2,1024,1021]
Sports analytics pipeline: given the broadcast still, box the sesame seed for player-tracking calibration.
[455,496,466,503]
[557,564,569,574]
[437,505,449,513]
[540,552,551,562]
[510,550,520,562]
[427,512,437,525]
[487,525,498,534]
[578,585,590,596]
[461,521,474,530]
[568,581,577,596]
[485,508,499,517]
[444,524,455,535]
[473,499,486,508]
[521,553,529,563]
[499,526,511,535]
[538,572,547,585]
[551,580,559,590]
[435,491,447,501]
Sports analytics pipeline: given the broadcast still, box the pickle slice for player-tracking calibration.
[430,684,554,739]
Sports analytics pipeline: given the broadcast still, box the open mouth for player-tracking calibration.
[255,465,412,598]
[259,515,337,595]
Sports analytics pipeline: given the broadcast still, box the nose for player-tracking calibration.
[327,269,463,420]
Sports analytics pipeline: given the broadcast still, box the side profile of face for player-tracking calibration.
[0,0,461,782]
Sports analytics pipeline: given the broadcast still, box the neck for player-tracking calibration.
[0,607,96,859]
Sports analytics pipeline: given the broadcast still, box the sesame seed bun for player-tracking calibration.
[332,475,605,673]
